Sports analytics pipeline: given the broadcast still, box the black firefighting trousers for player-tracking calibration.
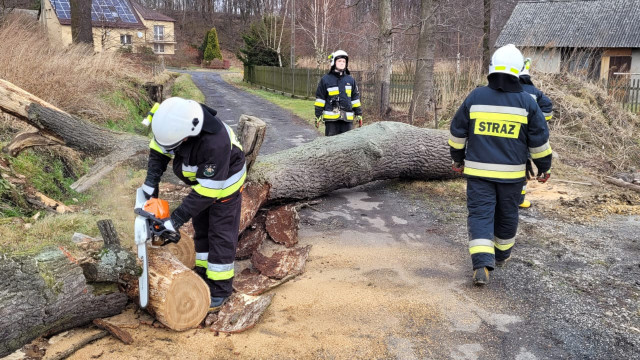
[192,192,242,298]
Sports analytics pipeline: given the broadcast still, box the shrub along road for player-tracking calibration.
[71,69,639,359]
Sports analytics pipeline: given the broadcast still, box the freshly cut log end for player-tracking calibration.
[164,230,196,269]
[123,246,209,331]
[161,270,210,331]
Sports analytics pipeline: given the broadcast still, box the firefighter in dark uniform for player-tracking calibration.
[518,57,554,208]
[138,97,246,310]
[314,50,363,136]
[448,44,553,286]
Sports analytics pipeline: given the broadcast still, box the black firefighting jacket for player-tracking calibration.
[143,104,246,228]
[520,75,553,121]
[449,73,552,183]
[314,70,362,121]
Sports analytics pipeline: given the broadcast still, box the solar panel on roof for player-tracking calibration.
[50,0,139,23]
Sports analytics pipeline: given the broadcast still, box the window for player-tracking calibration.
[153,43,165,53]
[120,34,132,45]
[154,25,164,41]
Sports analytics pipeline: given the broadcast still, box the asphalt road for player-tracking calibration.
[176,69,640,359]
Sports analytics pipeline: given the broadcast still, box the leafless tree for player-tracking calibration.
[70,0,94,46]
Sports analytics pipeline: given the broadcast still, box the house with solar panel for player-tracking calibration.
[39,0,176,55]
[496,0,640,84]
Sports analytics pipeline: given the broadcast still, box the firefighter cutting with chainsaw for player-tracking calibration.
[314,50,363,136]
[135,97,246,312]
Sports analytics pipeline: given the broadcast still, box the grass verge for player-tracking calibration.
[171,73,206,102]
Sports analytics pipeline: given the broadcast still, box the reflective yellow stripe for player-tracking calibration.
[494,66,519,75]
[328,90,339,96]
[346,90,352,96]
[470,112,528,124]
[149,139,173,158]
[207,269,234,280]
[545,115,552,121]
[223,123,243,151]
[530,147,553,159]
[352,102,361,108]
[469,246,495,255]
[494,242,514,251]
[464,167,526,179]
[448,139,465,149]
[314,101,325,107]
[323,113,340,119]
[192,171,246,199]
[196,259,208,268]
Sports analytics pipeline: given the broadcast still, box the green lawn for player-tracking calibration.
[221,73,321,133]
[171,73,206,103]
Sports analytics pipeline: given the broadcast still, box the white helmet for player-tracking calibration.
[151,97,204,149]
[329,50,349,67]
[520,58,532,76]
[489,44,524,78]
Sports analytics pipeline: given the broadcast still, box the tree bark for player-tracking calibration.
[408,0,437,126]
[0,247,131,357]
[375,0,392,116]
[482,0,492,74]
[249,122,456,202]
[69,0,94,46]
[237,114,267,173]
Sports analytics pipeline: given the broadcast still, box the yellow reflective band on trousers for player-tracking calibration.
[464,161,526,179]
[207,262,235,281]
[494,237,515,251]
[196,253,208,268]
[192,166,246,199]
[469,239,495,254]
[149,138,173,158]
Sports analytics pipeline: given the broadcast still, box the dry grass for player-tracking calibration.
[0,15,152,121]
[537,73,640,173]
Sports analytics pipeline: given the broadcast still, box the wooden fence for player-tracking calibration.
[607,78,640,113]
[244,65,477,110]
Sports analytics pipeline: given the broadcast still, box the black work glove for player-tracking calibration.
[526,159,535,180]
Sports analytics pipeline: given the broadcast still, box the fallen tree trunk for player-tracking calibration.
[0,246,133,357]
[249,121,455,201]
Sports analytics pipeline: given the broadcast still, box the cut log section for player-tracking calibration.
[265,204,299,248]
[210,293,275,334]
[239,182,270,233]
[236,212,267,259]
[164,230,196,269]
[251,246,312,279]
[237,114,267,172]
[122,246,209,331]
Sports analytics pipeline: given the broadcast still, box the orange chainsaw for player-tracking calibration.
[134,188,181,308]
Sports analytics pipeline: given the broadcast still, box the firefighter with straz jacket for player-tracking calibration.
[448,44,553,286]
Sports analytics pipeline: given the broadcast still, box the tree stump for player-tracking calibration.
[122,246,209,331]
[164,230,196,269]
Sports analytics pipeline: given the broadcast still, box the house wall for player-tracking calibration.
[522,48,561,73]
[136,18,176,55]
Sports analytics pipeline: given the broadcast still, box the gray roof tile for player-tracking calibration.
[496,0,640,48]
